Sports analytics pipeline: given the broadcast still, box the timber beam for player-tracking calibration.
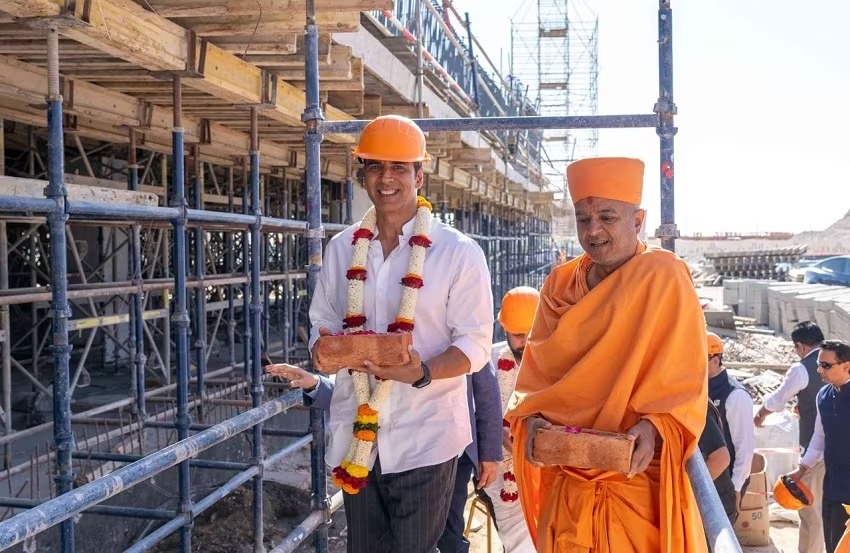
[144,0,394,18]
[2,0,354,143]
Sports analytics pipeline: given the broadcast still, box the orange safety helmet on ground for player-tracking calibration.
[351,115,431,163]
[773,475,814,510]
[498,286,540,335]
[707,332,724,356]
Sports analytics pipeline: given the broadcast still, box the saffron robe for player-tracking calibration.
[505,243,708,553]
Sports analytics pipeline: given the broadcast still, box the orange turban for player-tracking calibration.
[498,286,540,335]
[566,157,645,206]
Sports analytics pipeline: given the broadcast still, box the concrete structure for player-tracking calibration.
[724,280,850,340]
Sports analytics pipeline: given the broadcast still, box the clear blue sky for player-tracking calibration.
[462,0,850,235]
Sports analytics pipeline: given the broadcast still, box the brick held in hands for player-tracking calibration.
[314,332,413,371]
[532,425,635,474]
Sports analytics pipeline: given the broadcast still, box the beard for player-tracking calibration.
[510,346,524,363]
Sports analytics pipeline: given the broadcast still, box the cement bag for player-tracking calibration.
[754,409,800,487]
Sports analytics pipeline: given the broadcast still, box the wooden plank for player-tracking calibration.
[1,0,354,143]
[146,0,393,17]
[178,12,359,37]
[245,43,347,70]
[0,175,159,206]
[327,91,364,115]
[273,48,351,79]
[362,95,382,118]
[0,56,294,164]
[382,103,429,118]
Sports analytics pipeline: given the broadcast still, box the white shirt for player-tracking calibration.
[309,215,494,474]
[762,349,820,412]
[723,388,756,492]
[800,378,850,469]
[801,405,826,469]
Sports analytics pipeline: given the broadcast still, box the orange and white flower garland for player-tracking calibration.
[332,196,433,494]
[497,346,520,502]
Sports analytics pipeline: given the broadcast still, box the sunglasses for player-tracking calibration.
[818,361,845,370]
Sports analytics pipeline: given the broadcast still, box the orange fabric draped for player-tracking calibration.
[505,242,708,553]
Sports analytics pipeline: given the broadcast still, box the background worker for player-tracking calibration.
[707,332,755,512]
[754,320,826,553]
[787,340,850,553]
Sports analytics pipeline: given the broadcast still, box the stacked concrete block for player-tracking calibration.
[723,279,772,323]
[827,302,850,340]
[722,280,850,339]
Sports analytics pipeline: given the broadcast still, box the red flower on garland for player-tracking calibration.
[503,418,510,428]
[343,315,367,328]
[346,268,367,281]
[497,358,515,372]
[503,471,516,482]
[409,235,432,248]
[500,490,519,502]
[332,466,368,490]
[387,320,415,333]
[351,228,374,244]
[401,275,424,289]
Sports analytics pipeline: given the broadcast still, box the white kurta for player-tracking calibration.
[309,215,494,474]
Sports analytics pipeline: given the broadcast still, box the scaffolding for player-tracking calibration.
[0,1,742,552]
[510,0,600,181]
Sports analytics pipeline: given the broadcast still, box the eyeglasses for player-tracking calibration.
[818,361,845,370]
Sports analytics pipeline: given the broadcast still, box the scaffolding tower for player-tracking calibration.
[510,0,599,182]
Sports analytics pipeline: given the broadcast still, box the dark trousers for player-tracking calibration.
[343,454,458,553]
[823,498,850,552]
[437,453,500,553]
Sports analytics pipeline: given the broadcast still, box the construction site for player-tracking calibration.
[0,0,844,552]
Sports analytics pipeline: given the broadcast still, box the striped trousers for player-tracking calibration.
[343,455,458,553]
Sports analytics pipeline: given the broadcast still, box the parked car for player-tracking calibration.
[803,255,850,286]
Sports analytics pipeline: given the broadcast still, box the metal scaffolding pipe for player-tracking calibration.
[128,129,147,425]
[320,114,657,134]
[656,0,678,252]
[248,106,265,553]
[268,491,344,553]
[193,146,208,418]
[171,74,193,552]
[0,392,303,550]
[46,25,75,552]
[303,1,330,551]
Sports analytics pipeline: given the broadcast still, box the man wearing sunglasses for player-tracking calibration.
[787,339,850,553]
[754,320,825,553]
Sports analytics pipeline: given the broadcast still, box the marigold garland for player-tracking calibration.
[331,196,433,494]
[496,346,520,503]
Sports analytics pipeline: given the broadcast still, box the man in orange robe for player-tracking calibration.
[504,157,708,553]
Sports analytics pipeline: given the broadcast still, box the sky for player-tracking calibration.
[460,0,850,235]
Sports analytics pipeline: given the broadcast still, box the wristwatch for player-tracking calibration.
[413,361,432,388]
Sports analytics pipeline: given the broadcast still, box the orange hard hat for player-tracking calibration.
[707,332,724,356]
[773,475,814,511]
[498,286,540,335]
[351,115,431,163]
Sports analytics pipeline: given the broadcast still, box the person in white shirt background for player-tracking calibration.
[706,332,756,514]
[307,115,494,553]
[786,339,850,553]
[754,320,826,553]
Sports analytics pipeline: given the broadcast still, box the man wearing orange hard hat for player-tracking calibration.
[466,286,540,553]
[706,332,756,516]
[308,115,494,553]
[504,158,709,552]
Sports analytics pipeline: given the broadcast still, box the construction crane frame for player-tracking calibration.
[0,1,741,552]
